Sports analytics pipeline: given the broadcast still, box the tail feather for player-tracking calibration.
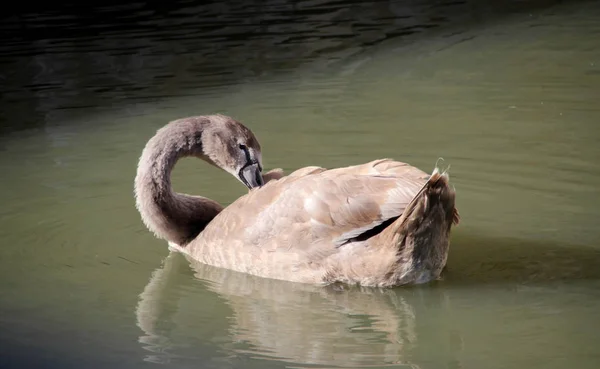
[389,166,458,236]
[379,165,459,285]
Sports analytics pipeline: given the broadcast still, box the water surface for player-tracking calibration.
[1,1,600,368]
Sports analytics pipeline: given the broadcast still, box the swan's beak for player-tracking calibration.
[239,163,264,189]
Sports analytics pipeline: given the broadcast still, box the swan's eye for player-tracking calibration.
[238,143,247,151]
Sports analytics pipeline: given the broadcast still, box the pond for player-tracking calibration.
[1,0,599,368]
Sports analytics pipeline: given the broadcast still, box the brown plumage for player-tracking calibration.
[134,114,460,287]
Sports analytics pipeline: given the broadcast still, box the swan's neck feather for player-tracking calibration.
[134,118,223,246]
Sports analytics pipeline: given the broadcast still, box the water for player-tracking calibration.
[1,0,600,368]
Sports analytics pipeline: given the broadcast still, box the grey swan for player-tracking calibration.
[134,114,460,287]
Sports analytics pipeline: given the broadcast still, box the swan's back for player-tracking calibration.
[184,159,440,285]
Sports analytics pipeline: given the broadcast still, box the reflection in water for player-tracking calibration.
[136,232,600,369]
[136,252,455,368]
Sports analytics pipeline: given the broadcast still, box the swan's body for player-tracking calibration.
[135,115,459,287]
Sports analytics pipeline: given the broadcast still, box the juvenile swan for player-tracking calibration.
[134,115,460,287]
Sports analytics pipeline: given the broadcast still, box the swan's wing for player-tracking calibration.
[226,159,429,257]
[289,166,327,177]
[264,158,416,182]
[323,158,425,178]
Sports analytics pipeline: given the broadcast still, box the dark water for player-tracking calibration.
[1,1,600,368]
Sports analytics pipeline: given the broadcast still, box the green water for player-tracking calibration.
[1,1,600,368]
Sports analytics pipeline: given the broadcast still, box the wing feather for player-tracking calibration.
[199,159,430,264]
[239,160,428,251]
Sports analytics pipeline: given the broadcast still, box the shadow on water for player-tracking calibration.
[0,0,568,135]
[135,232,600,368]
[445,233,600,286]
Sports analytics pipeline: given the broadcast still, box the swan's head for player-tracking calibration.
[201,115,264,189]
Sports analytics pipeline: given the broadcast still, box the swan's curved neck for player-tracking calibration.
[134,120,223,246]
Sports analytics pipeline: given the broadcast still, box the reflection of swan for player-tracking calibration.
[135,234,600,368]
[135,254,190,365]
[134,114,459,287]
[136,251,455,368]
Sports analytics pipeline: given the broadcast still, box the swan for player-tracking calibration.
[134,114,460,287]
